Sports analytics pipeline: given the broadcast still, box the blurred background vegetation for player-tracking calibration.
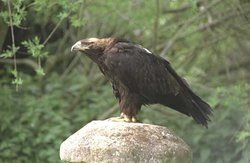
[0,0,249,162]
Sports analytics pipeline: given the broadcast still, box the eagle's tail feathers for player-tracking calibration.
[188,91,213,128]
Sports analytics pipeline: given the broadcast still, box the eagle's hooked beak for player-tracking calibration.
[71,41,81,52]
[71,41,90,52]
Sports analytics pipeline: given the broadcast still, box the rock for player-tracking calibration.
[60,120,192,163]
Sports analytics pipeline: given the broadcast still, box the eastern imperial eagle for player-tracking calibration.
[71,38,212,128]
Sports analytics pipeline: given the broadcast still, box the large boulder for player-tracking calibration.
[60,120,192,163]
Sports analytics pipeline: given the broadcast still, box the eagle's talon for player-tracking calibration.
[108,115,137,123]
[131,117,137,122]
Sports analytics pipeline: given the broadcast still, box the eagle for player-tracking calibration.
[71,38,212,128]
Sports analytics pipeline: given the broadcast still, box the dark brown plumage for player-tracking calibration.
[71,37,212,128]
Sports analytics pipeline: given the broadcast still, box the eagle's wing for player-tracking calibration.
[104,42,212,127]
[105,42,181,100]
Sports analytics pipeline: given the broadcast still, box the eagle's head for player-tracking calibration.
[71,37,114,62]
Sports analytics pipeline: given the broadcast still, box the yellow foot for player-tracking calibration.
[131,117,137,122]
[108,115,137,123]
[108,116,127,122]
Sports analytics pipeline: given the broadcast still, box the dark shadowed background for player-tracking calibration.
[0,0,250,162]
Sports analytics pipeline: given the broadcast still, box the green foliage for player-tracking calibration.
[0,45,23,87]
[0,0,249,162]
[0,45,19,58]
[0,0,27,27]
[0,71,115,163]
[236,83,250,156]
[11,69,23,85]
[22,37,48,58]
[22,37,48,76]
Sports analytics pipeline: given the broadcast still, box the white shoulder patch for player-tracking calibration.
[143,48,152,54]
